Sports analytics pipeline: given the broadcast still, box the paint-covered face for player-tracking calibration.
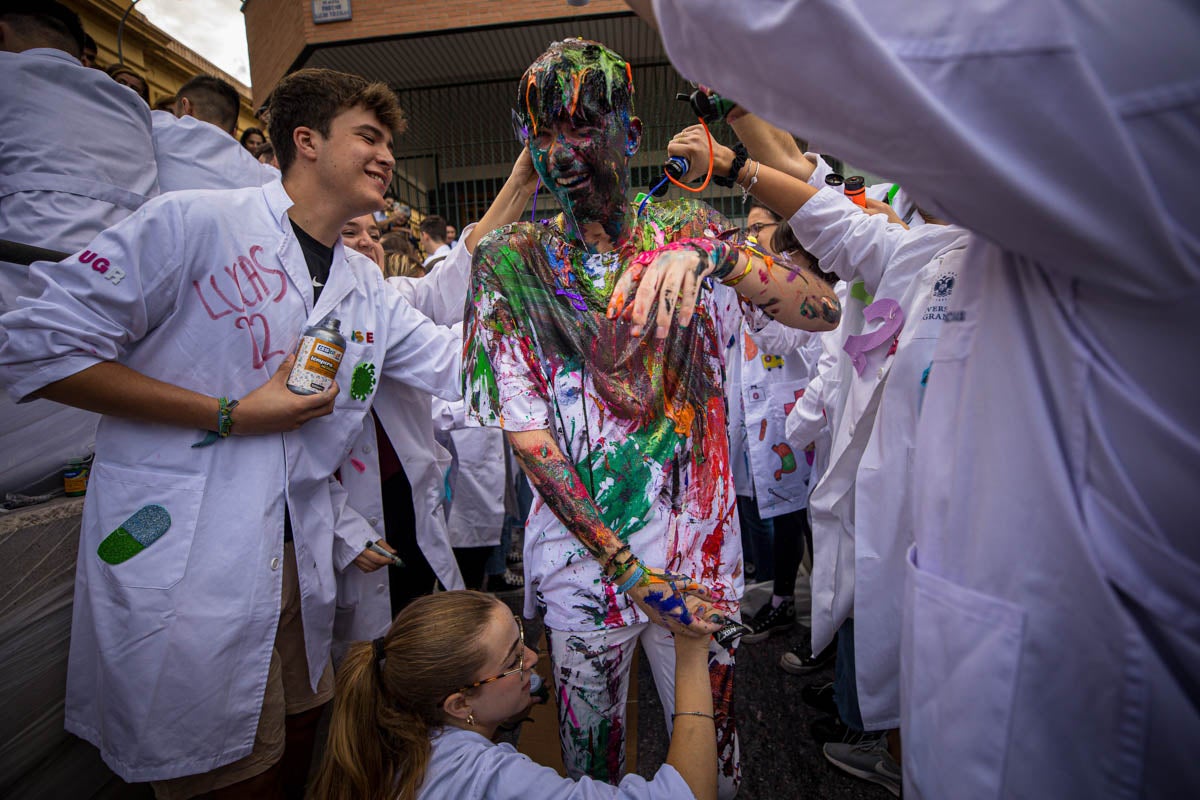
[527,98,639,222]
[518,41,640,225]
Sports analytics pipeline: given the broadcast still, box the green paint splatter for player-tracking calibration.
[350,361,376,401]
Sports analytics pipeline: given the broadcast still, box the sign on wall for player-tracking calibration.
[312,0,352,24]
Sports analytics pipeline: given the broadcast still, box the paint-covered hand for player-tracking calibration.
[627,565,725,635]
[233,354,339,434]
[606,238,739,337]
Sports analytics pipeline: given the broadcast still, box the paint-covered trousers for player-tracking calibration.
[546,621,741,799]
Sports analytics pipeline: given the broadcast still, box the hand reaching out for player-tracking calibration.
[625,564,727,635]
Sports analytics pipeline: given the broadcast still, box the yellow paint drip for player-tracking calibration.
[666,400,695,437]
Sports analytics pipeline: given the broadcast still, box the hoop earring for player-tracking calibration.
[467,713,476,726]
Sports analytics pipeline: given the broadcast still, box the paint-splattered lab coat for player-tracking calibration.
[0,179,461,781]
[465,201,747,632]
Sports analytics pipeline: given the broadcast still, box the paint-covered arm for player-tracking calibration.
[508,428,724,635]
[507,428,624,563]
[607,231,840,338]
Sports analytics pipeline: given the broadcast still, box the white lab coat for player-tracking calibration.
[0,179,462,781]
[433,370,508,549]
[0,47,159,494]
[151,110,275,193]
[852,245,965,731]
[654,0,1200,795]
[332,229,481,651]
[419,726,692,800]
[789,187,969,654]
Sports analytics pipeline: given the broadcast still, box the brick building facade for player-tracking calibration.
[242,0,751,227]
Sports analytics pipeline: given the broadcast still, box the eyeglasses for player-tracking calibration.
[746,221,779,237]
[456,615,526,694]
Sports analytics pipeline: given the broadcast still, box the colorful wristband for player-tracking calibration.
[614,562,647,594]
[191,396,239,449]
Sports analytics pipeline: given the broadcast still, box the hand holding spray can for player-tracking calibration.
[286,317,346,395]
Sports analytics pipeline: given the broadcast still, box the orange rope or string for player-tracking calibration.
[666,116,715,193]
[525,79,537,136]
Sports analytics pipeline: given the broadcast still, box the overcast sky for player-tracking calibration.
[137,0,251,86]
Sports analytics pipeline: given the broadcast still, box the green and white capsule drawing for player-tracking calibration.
[97,504,172,565]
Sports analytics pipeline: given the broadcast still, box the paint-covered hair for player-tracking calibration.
[515,38,635,140]
[310,590,500,800]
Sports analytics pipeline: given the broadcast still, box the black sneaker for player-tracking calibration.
[487,568,525,596]
[809,714,876,747]
[741,600,795,643]
[801,680,838,716]
[779,631,837,674]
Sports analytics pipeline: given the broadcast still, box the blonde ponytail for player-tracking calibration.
[311,591,501,799]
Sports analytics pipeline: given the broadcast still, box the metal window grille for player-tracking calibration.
[387,64,755,231]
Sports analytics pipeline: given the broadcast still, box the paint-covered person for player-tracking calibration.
[312,590,718,800]
[0,68,462,798]
[464,39,840,795]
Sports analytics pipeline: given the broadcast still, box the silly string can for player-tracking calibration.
[287,317,347,395]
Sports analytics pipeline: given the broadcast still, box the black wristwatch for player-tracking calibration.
[713,142,748,188]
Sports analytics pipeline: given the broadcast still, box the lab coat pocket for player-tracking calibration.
[92,462,205,590]
[901,544,1025,800]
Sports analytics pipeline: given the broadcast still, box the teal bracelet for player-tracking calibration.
[191,396,239,448]
[614,562,646,594]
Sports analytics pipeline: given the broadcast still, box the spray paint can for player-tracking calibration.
[845,175,867,208]
[287,317,347,395]
[63,457,90,496]
[824,173,845,195]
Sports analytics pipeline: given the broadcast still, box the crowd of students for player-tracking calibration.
[0,0,1195,798]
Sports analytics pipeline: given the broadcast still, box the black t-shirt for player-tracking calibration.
[283,219,334,542]
[290,218,334,302]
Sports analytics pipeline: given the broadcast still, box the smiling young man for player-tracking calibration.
[464,40,839,796]
[0,68,462,799]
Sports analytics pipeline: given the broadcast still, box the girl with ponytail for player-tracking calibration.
[311,590,717,800]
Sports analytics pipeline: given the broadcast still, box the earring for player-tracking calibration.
[467,713,476,726]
